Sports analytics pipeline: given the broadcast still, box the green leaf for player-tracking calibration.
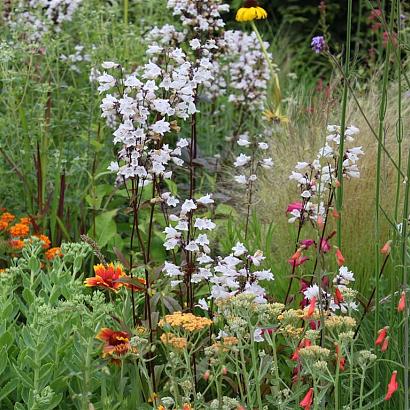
[22,288,35,305]
[0,331,13,348]
[28,256,40,274]
[215,203,236,217]
[0,347,8,376]
[0,380,16,402]
[89,209,118,248]
[12,364,33,388]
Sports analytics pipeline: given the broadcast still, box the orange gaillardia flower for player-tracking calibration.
[9,223,30,238]
[45,247,62,260]
[84,263,126,292]
[34,234,51,249]
[96,328,131,359]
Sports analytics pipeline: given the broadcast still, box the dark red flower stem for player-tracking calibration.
[353,253,390,339]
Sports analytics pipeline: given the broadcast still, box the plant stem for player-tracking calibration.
[336,0,352,248]
[124,0,129,24]
[251,21,281,112]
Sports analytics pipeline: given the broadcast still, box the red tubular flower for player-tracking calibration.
[300,387,314,410]
[332,209,340,219]
[319,238,331,253]
[398,291,406,312]
[335,288,344,304]
[385,371,398,401]
[307,296,317,317]
[300,239,315,249]
[292,339,312,361]
[290,249,302,260]
[286,202,303,213]
[381,337,389,352]
[335,248,345,267]
[335,344,346,371]
[292,363,301,384]
[288,256,309,268]
[380,240,392,255]
[84,263,126,292]
[96,328,131,359]
[375,327,388,346]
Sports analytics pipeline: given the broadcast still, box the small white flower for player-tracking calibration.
[101,61,119,69]
[234,175,247,184]
[194,218,216,230]
[185,241,199,252]
[181,199,197,214]
[189,39,201,50]
[253,328,264,342]
[234,153,251,167]
[232,242,247,257]
[175,220,189,231]
[107,161,119,172]
[196,298,209,311]
[151,119,171,135]
[197,194,214,205]
[261,158,273,169]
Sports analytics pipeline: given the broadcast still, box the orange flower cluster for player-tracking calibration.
[158,312,213,332]
[45,247,62,260]
[9,239,25,250]
[9,223,30,238]
[160,333,188,350]
[33,234,51,249]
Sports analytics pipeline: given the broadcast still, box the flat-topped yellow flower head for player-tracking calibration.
[236,0,267,22]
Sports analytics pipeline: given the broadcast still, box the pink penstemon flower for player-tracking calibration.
[286,201,303,213]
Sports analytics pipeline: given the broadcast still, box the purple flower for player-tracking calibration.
[311,36,326,53]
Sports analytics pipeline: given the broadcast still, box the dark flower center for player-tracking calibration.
[244,0,259,7]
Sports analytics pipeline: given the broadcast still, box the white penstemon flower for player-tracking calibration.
[288,124,364,226]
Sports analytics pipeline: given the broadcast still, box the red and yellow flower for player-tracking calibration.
[84,263,126,292]
[96,327,131,359]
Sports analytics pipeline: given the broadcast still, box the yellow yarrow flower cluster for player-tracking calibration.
[158,311,213,332]
[325,315,356,331]
[236,1,267,22]
[160,333,188,350]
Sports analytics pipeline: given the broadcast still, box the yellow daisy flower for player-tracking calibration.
[236,0,267,22]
